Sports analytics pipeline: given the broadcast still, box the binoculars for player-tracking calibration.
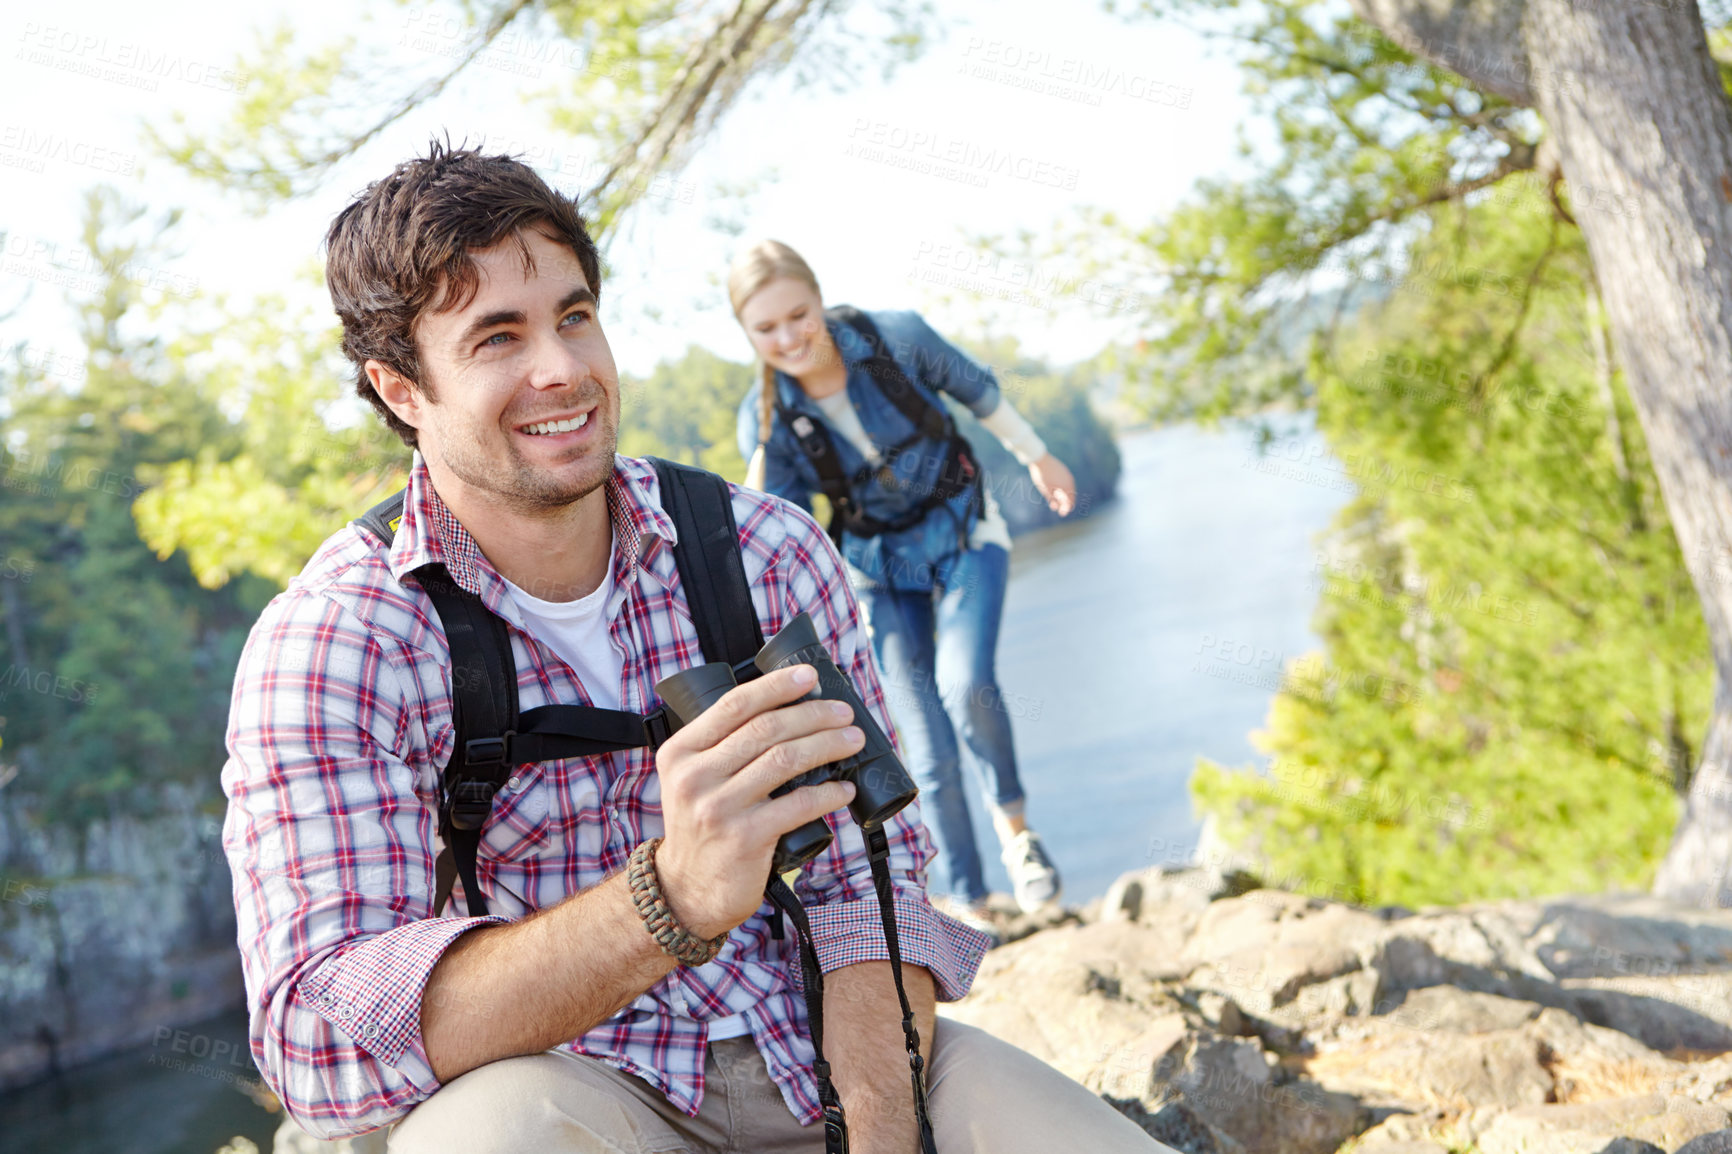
[655,612,920,874]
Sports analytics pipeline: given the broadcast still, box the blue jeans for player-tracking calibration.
[863,544,1025,904]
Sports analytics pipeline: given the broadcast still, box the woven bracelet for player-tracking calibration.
[627,837,728,967]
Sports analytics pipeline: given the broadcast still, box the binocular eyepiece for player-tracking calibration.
[655,612,920,874]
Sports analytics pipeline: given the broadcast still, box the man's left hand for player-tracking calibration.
[1028,453,1078,517]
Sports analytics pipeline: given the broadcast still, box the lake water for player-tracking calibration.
[977,417,1349,900]
[0,1010,278,1154]
[1,418,1346,1154]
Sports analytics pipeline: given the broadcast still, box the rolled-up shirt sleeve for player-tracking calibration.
[979,394,1049,466]
[223,586,506,1138]
[771,505,992,1000]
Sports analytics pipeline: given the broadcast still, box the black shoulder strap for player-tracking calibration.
[649,457,765,664]
[352,491,512,918]
[825,305,952,442]
[354,490,406,549]
[416,562,518,920]
[777,407,855,548]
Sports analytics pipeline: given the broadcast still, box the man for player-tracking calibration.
[222,142,1165,1152]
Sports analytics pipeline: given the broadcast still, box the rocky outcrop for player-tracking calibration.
[0,785,241,1092]
[261,860,1732,1154]
[940,864,1732,1154]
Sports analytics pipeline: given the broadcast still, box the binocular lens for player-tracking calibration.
[657,662,739,730]
[755,614,920,832]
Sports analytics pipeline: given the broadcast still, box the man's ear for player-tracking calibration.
[365,360,425,434]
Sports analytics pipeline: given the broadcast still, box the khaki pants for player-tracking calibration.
[387,1018,1171,1153]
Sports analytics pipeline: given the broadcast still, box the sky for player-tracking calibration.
[0,0,1254,380]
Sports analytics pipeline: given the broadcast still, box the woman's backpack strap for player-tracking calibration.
[825,305,952,442]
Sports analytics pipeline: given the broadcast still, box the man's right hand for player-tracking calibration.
[653,664,863,938]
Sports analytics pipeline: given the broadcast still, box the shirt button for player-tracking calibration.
[339,1006,354,1020]
[507,775,522,791]
[363,1024,380,1039]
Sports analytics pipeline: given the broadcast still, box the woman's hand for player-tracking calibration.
[1028,453,1078,517]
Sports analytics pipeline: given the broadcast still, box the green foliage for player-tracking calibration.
[132,289,408,589]
[0,191,272,819]
[617,344,752,479]
[1005,0,1543,422]
[999,0,1728,905]
[1191,185,1711,906]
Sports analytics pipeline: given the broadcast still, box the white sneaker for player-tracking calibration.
[1001,830,1062,913]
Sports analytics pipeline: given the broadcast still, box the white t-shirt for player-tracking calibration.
[499,547,624,711]
[498,534,753,1042]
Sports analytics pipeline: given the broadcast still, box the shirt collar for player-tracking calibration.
[386,452,680,617]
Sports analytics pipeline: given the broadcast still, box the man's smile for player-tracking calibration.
[517,407,596,444]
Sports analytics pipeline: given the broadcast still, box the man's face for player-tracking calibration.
[379,228,620,514]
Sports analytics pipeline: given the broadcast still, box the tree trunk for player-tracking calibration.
[1348,0,1732,905]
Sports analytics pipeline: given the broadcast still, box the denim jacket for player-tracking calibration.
[735,309,1002,593]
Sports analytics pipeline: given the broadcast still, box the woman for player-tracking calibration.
[729,239,1076,921]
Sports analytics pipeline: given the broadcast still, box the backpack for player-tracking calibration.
[352,456,935,1154]
[780,307,984,549]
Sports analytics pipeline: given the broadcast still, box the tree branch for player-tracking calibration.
[305,0,536,172]
[1471,212,1562,395]
[1347,0,1536,106]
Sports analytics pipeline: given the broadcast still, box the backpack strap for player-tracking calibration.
[649,457,766,663]
[355,490,406,551]
[414,562,518,918]
[826,305,952,443]
[774,407,856,549]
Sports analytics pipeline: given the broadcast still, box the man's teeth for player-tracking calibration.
[524,413,590,435]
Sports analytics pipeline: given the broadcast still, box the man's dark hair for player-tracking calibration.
[325,140,603,448]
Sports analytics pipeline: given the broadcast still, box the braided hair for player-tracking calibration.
[727,240,823,447]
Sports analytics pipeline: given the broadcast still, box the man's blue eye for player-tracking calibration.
[484,332,511,346]
[562,311,588,327]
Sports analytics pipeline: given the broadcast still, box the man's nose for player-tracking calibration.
[526,329,592,389]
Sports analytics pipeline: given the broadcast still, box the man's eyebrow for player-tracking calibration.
[558,287,598,313]
[453,287,597,350]
[455,308,525,350]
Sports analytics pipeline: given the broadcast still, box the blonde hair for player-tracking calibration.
[728,240,822,447]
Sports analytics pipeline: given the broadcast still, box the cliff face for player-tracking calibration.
[0,785,244,1092]
[943,865,1732,1154]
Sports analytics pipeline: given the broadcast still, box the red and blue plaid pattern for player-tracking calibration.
[221,453,991,1139]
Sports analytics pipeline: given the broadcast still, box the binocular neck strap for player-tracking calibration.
[764,833,939,1154]
[865,825,939,1154]
[765,875,850,1154]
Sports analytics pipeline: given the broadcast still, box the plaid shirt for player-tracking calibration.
[222,453,990,1140]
